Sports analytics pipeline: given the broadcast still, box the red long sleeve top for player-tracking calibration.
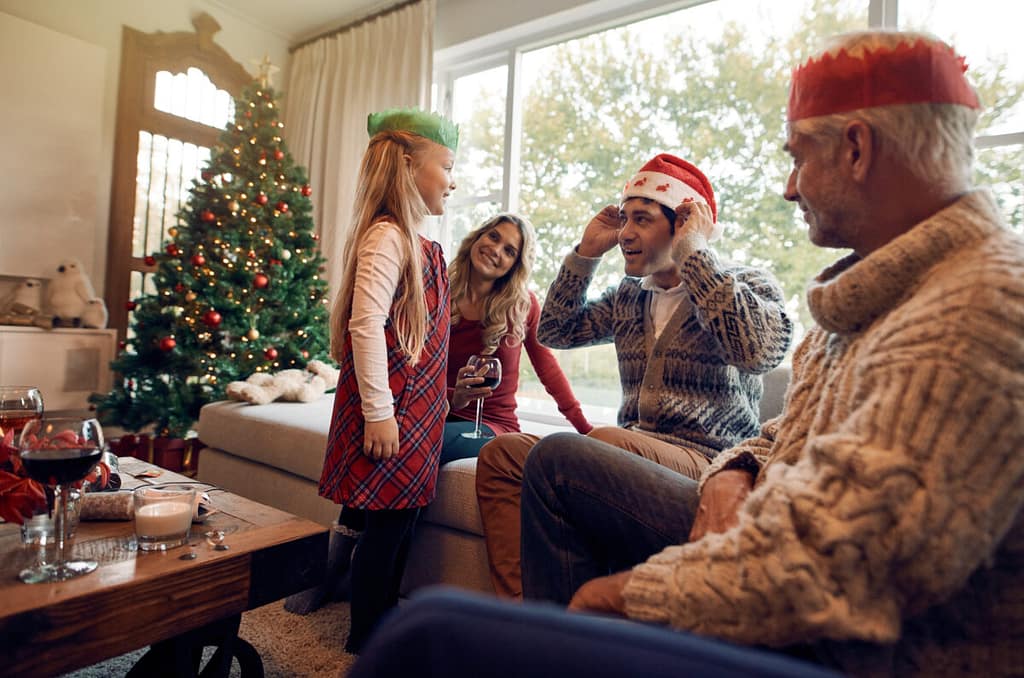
[446,293,592,435]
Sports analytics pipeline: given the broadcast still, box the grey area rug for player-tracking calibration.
[60,599,358,677]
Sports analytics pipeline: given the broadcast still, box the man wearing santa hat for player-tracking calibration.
[349,30,1024,678]
[475,151,794,599]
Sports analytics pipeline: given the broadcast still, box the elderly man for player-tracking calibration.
[347,30,1023,678]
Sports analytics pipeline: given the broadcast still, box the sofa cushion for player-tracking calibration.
[197,396,333,482]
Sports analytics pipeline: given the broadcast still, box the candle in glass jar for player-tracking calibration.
[135,501,192,537]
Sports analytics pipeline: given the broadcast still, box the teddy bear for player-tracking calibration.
[226,359,340,405]
[47,258,98,327]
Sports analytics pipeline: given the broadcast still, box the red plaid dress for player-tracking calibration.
[318,235,450,509]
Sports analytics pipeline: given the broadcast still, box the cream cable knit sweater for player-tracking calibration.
[623,190,1024,677]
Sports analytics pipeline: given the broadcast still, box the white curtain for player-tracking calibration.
[283,0,435,297]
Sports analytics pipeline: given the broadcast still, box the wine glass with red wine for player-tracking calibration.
[0,386,43,438]
[460,355,502,440]
[18,416,104,583]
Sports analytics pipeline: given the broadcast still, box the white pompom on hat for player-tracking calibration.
[621,153,723,240]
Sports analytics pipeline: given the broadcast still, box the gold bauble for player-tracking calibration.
[185,291,197,302]
[228,200,240,212]
[247,328,260,340]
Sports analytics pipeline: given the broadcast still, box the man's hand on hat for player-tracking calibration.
[577,205,623,258]
[672,199,715,264]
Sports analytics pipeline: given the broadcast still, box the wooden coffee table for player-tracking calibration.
[0,457,328,677]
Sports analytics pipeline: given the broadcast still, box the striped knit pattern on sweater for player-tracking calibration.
[538,247,792,457]
[622,190,1024,677]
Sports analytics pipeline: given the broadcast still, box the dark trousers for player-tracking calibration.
[348,587,841,678]
[344,506,420,653]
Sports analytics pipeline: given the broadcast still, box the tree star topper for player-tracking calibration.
[253,55,280,88]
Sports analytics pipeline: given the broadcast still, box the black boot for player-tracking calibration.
[284,522,359,615]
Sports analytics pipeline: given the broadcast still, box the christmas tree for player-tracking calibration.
[93,75,331,438]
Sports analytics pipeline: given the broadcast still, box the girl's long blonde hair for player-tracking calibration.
[448,213,537,353]
[330,130,435,364]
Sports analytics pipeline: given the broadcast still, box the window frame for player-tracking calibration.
[105,13,251,341]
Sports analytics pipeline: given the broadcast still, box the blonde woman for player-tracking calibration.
[443,213,592,464]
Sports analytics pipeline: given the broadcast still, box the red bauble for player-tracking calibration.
[274,149,285,161]
[166,243,180,257]
[245,110,252,119]
[256,193,269,206]
[270,259,282,267]
[200,209,216,222]
[312,233,319,241]
[125,300,137,311]
[264,347,279,360]
[202,310,222,328]
[201,170,213,182]
[174,283,185,293]
[118,340,127,349]
[159,337,177,352]
[253,273,270,289]
[301,350,309,359]
[191,254,206,266]
[301,184,312,197]
[275,201,288,213]
[143,255,157,266]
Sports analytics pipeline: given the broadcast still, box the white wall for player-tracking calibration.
[435,0,592,49]
[0,0,290,298]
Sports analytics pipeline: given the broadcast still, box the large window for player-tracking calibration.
[435,0,1024,423]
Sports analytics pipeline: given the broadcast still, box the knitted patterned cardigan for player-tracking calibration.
[623,190,1024,677]
[538,247,792,457]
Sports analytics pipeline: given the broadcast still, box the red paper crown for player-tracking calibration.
[787,38,980,121]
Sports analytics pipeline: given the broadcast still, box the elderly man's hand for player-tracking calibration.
[688,469,754,542]
[568,570,632,616]
[577,205,624,258]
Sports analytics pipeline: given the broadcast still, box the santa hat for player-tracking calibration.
[788,37,980,121]
[622,153,718,224]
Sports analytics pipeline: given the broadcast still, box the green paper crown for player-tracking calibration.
[367,107,459,151]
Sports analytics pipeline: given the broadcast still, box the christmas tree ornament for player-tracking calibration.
[144,255,157,266]
[166,244,181,256]
[264,347,279,360]
[301,184,312,196]
[159,337,177,352]
[228,200,240,212]
[185,291,197,302]
[274,149,285,161]
[254,273,270,289]
[191,254,206,266]
[174,283,186,293]
[168,227,179,237]
[202,310,222,328]
[276,201,289,213]
[200,209,216,223]
[125,301,137,311]
[281,250,292,260]
[247,328,260,340]
[256,193,269,206]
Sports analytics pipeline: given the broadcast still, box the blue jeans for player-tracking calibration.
[521,432,700,604]
[439,419,495,466]
[348,588,841,678]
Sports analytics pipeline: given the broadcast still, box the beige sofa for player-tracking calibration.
[196,366,791,596]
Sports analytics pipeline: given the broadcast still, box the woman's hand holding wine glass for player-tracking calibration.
[459,355,502,440]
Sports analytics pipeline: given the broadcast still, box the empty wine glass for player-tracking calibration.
[460,355,502,440]
[0,386,43,438]
[18,416,104,583]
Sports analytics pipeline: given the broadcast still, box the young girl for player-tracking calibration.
[311,108,457,653]
[444,213,592,463]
